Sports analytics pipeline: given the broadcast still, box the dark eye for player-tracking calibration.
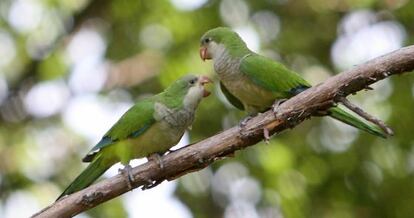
[203,38,211,44]
[189,78,197,85]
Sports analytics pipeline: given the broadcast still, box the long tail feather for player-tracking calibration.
[56,155,110,201]
[328,106,388,138]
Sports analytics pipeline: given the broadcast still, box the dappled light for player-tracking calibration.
[331,10,406,71]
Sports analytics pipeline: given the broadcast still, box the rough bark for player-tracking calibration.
[32,45,414,218]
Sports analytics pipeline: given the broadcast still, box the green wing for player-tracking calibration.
[220,82,245,110]
[83,98,156,162]
[240,54,311,96]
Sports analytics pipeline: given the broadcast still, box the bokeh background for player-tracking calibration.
[1,0,414,217]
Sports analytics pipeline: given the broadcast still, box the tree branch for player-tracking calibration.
[338,96,394,135]
[32,45,414,218]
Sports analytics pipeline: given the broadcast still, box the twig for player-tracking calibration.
[338,97,394,136]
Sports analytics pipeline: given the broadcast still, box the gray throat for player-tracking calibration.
[154,102,195,129]
[214,51,243,82]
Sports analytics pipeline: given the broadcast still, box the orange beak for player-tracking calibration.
[199,76,212,85]
[199,46,209,61]
[199,76,212,97]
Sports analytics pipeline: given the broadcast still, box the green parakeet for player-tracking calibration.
[57,75,211,200]
[199,27,390,138]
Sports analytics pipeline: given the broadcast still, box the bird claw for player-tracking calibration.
[141,179,154,190]
[239,115,253,128]
[272,99,288,115]
[263,128,270,144]
[141,179,162,190]
[147,153,164,169]
[238,115,256,138]
[119,164,135,190]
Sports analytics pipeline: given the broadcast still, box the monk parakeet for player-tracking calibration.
[199,27,390,138]
[57,75,211,200]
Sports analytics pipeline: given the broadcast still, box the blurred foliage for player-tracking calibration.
[0,0,414,217]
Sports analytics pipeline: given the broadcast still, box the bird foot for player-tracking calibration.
[239,115,257,138]
[239,115,254,128]
[118,164,135,190]
[141,179,162,190]
[263,128,270,144]
[147,153,164,169]
[272,99,288,115]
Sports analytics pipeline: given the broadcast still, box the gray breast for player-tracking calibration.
[214,51,241,82]
[154,102,194,130]
[164,109,194,128]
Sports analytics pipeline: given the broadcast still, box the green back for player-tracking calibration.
[240,54,311,95]
[105,98,156,140]
[83,98,157,162]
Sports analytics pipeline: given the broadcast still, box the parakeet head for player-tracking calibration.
[200,27,249,61]
[164,75,211,109]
